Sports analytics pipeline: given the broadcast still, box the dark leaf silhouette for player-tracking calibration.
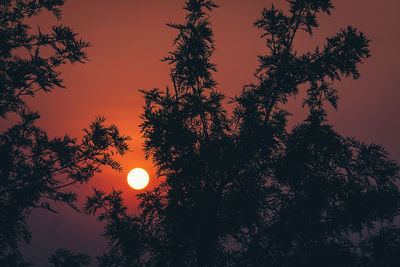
[0,1,130,264]
[81,0,398,266]
[47,248,91,267]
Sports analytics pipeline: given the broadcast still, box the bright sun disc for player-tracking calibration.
[127,168,149,190]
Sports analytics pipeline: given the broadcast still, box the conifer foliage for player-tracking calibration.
[86,0,399,266]
[0,1,130,265]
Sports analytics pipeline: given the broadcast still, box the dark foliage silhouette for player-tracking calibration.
[0,0,130,265]
[85,0,400,266]
[48,248,91,267]
[360,226,400,267]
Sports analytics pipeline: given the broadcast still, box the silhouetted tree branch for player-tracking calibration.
[0,1,130,264]
[86,1,400,266]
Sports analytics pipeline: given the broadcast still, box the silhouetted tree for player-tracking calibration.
[360,226,400,267]
[231,1,400,266]
[87,1,236,265]
[86,0,400,266]
[0,1,130,265]
[48,248,91,267]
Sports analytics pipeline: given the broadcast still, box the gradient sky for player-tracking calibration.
[15,0,400,265]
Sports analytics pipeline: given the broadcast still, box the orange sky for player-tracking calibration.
[16,0,400,264]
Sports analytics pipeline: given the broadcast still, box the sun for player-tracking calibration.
[127,168,150,190]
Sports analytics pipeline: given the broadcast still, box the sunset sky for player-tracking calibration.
[14,0,400,264]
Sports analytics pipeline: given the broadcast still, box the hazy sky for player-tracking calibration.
[16,0,400,264]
